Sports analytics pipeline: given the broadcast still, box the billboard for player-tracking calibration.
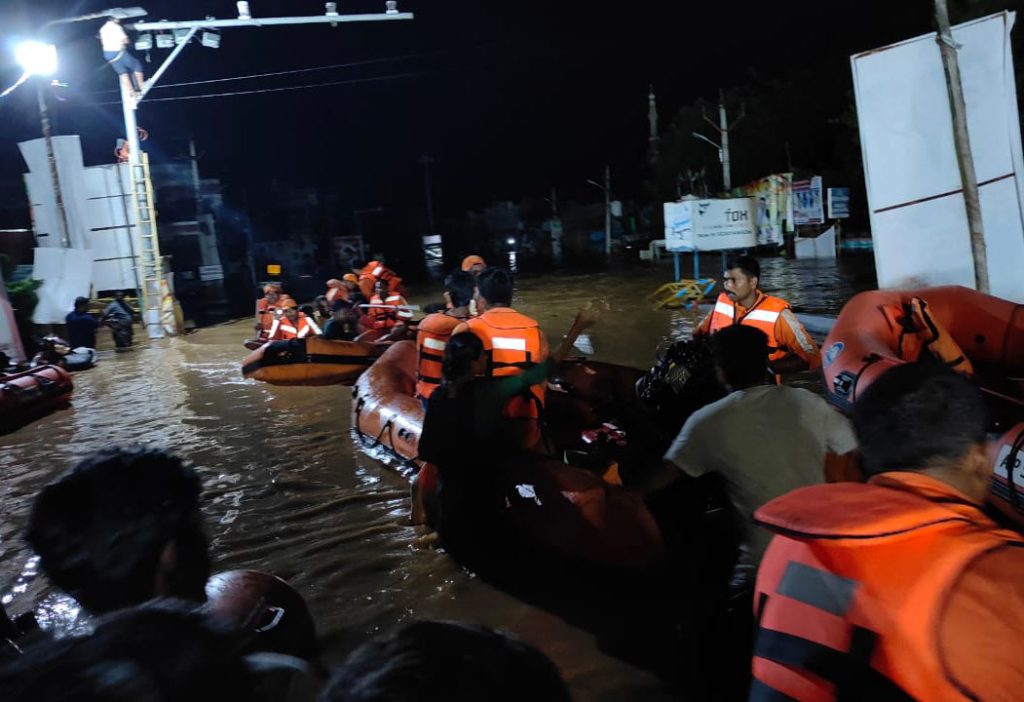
[664,198,756,252]
[792,176,824,225]
[851,12,1024,300]
[827,187,851,219]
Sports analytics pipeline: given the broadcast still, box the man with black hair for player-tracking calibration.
[751,364,1024,701]
[651,325,856,596]
[414,270,475,401]
[320,620,570,702]
[26,447,211,615]
[65,297,99,350]
[322,299,361,341]
[453,267,549,449]
[694,255,820,373]
[102,291,135,349]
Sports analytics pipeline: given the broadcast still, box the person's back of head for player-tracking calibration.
[709,324,769,390]
[320,620,569,702]
[475,267,513,308]
[26,447,210,614]
[442,333,484,384]
[74,296,89,311]
[851,363,988,486]
[0,600,254,702]
[444,270,476,309]
[725,255,760,281]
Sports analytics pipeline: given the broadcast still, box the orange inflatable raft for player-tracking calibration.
[352,341,664,567]
[242,337,381,386]
[0,364,74,429]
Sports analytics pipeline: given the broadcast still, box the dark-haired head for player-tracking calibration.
[852,363,989,498]
[709,325,770,390]
[444,270,476,309]
[320,620,570,702]
[442,333,484,384]
[74,296,90,311]
[474,268,513,309]
[725,256,760,280]
[26,447,210,614]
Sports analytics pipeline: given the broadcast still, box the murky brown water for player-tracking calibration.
[0,255,873,700]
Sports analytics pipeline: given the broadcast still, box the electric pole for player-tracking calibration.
[934,0,988,292]
[417,154,436,234]
[603,164,611,257]
[36,82,70,248]
[700,91,745,192]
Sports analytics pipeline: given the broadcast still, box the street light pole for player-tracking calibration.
[586,165,612,258]
[36,81,71,248]
[417,154,435,234]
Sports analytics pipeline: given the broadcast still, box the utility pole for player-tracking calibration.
[699,91,745,192]
[36,82,70,248]
[934,0,988,292]
[118,5,414,336]
[549,186,558,218]
[603,164,611,257]
[417,154,436,234]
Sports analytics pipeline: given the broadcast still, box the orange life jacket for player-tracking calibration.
[269,312,319,340]
[751,479,1024,702]
[325,285,348,304]
[415,312,467,400]
[368,294,411,331]
[465,307,547,425]
[256,294,293,333]
[708,291,791,362]
[359,261,404,298]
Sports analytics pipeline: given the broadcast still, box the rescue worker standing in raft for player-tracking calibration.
[415,270,475,403]
[452,267,548,449]
[751,363,1024,701]
[694,256,820,373]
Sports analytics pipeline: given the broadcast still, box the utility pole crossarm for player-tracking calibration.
[130,13,413,31]
[728,103,746,131]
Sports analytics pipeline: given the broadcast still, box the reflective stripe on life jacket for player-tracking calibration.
[270,313,318,340]
[751,481,1024,702]
[415,312,465,399]
[708,292,790,362]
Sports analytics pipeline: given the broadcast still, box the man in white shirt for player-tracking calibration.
[99,17,145,98]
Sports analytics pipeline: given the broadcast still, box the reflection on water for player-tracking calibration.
[0,257,873,699]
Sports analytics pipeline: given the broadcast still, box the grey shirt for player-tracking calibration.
[664,384,857,567]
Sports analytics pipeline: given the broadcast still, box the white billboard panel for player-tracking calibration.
[664,198,756,253]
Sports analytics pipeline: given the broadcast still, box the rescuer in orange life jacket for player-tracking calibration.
[694,255,820,374]
[415,270,475,404]
[255,284,293,337]
[452,267,548,450]
[751,362,1024,701]
[268,299,321,340]
[368,279,413,332]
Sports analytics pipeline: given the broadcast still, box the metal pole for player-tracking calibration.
[934,0,988,292]
[131,13,413,31]
[419,155,435,234]
[36,82,70,248]
[718,94,731,191]
[604,164,611,258]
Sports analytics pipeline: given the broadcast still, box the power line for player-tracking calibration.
[93,49,448,94]
[94,71,427,105]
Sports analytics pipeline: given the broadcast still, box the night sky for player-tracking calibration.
[0,0,962,226]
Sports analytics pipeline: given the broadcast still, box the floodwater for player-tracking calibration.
[0,255,874,700]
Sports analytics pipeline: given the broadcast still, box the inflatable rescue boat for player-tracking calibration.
[352,341,667,567]
[242,337,381,386]
[0,365,74,429]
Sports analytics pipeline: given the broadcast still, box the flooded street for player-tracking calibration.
[0,256,874,700]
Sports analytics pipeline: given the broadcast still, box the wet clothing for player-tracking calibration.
[64,310,99,349]
[664,384,857,574]
[102,300,135,348]
[696,291,820,369]
[752,472,1024,701]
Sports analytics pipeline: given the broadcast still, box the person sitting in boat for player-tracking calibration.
[323,299,363,341]
[268,299,321,340]
[65,296,99,350]
[415,270,475,403]
[452,267,548,449]
[312,295,333,328]
[419,307,600,563]
[461,254,487,275]
[30,335,72,368]
[356,259,405,300]
[751,363,1024,702]
[368,279,413,332]
[320,620,570,702]
[694,255,820,374]
[325,278,347,305]
[102,290,136,349]
[255,283,293,338]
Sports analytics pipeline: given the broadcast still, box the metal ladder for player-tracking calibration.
[128,151,164,336]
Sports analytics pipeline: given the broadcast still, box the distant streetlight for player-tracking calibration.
[586,164,612,258]
[15,41,58,76]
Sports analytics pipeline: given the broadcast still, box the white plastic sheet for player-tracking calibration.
[31,247,94,324]
[851,12,1024,300]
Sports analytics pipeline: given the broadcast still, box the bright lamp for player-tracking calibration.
[15,41,58,76]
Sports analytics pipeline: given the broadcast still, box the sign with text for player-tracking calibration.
[793,176,825,225]
[664,198,756,252]
[827,187,851,219]
[198,264,224,281]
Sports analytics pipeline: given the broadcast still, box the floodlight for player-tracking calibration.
[325,3,338,16]
[237,1,251,20]
[201,31,220,48]
[385,1,398,14]
[134,33,153,50]
[15,41,58,76]
[506,237,515,246]
[155,33,174,48]
[173,28,191,44]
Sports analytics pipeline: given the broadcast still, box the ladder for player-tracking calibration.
[128,151,164,337]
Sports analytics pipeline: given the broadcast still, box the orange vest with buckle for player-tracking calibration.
[359,261,404,298]
[270,312,318,340]
[256,294,293,333]
[415,312,466,400]
[465,307,547,424]
[708,292,790,362]
[751,480,1024,702]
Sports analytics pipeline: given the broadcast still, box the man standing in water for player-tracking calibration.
[694,255,820,373]
[102,291,135,350]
